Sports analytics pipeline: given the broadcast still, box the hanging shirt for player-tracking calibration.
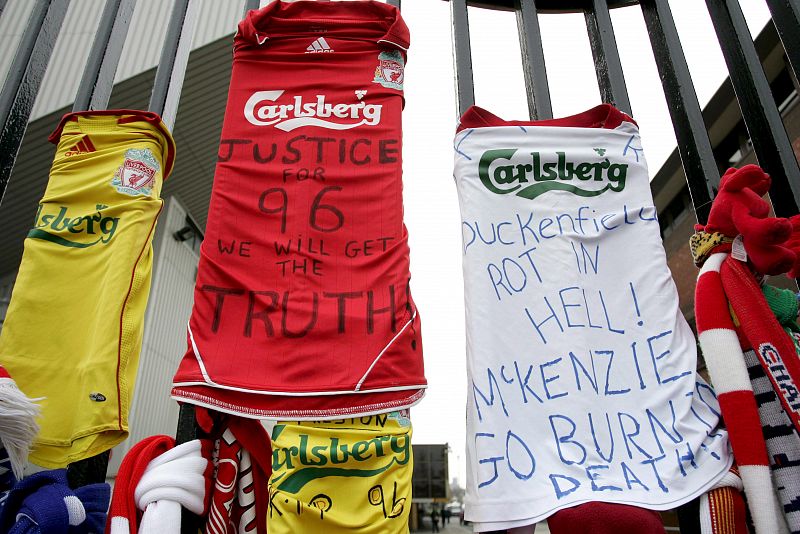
[453,104,731,530]
[172,0,425,419]
[0,110,175,468]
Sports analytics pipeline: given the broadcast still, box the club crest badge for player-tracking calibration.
[373,50,404,90]
[111,148,159,196]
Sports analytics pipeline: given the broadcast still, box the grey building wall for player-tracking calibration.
[0,0,247,121]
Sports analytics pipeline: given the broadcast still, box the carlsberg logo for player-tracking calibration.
[479,149,628,200]
[245,90,382,131]
[28,204,119,248]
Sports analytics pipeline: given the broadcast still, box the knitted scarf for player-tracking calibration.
[107,435,212,534]
[695,252,790,533]
[722,257,800,431]
[0,468,109,534]
[201,412,271,534]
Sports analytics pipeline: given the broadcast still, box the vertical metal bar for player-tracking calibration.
[148,0,201,130]
[584,0,632,114]
[243,0,260,16]
[73,0,136,112]
[515,0,552,120]
[176,403,202,534]
[0,0,70,207]
[387,0,401,8]
[640,0,719,224]
[67,450,110,488]
[706,0,800,217]
[451,0,475,116]
[764,0,800,83]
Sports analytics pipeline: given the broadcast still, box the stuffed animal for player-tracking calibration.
[697,164,795,275]
[693,164,800,534]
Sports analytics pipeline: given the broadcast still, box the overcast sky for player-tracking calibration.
[398,0,772,486]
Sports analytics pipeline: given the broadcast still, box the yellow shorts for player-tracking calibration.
[0,111,175,467]
[268,411,413,533]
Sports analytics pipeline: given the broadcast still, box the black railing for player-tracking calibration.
[0,0,798,529]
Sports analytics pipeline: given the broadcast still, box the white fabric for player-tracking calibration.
[453,116,732,526]
[738,465,789,534]
[110,516,130,534]
[138,500,181,533]
[134,440,208,534]
[699,492,713,534]
[63,494,86,526]
[697,329,753,393]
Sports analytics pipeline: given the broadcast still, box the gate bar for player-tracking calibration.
[0,0,70,207]
[706,0,800,217]
[73,0,137,112]
[243,0,259,15]
[764,0,800,84]
[515,0,552,119]
[584,0,632,115]
[148,0,200,130]
[640,0,719,224]
[451,0,476,116]
[64,0,137,487]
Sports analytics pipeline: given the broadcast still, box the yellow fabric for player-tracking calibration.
[0,113,174,468]
[268,412,413,533]
[690,230,734,267]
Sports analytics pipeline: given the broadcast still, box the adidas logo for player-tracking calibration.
[305,37,333,54]
[65,135,96,157]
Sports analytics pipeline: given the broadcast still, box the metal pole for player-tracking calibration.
[706,0,800,217]
[243,0,260,16]
[0,0,70,207]
[451,0,475,116]
[73,0,137,112]
[387,0,401,8]
[148,0,201,130]
[640,0,719,224]
[584,0,632,114]
[515,0,552,120]
[764,0,800,84]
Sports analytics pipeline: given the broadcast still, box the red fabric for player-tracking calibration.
[695,270,734,333]
[716,390,770,466]
[106,435,174,534]
[722,256,800,432]
[456,103,636,133]
[701,165,795,275]
[48,110,176,179]
[204,418,271,534]
[706,485,749,534]
[547,502,665,534]
[172,0,425,419]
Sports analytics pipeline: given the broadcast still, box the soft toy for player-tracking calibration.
[699,164,795,275]
[693,164,800,534]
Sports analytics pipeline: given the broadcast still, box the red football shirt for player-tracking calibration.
[172,1,425,419]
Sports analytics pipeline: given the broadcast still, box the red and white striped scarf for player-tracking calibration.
[696,252,790,534]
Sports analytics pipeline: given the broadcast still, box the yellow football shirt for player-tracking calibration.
[0,111,175,468]
[268,412,414,533]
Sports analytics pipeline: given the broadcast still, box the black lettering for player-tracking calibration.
[379,139,399,164]
[245,290,280,337]
[202,285,244,333]
[218,139,250,162]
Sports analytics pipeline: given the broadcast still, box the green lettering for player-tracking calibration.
[478,149,520,194]
[351,440,372,461]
